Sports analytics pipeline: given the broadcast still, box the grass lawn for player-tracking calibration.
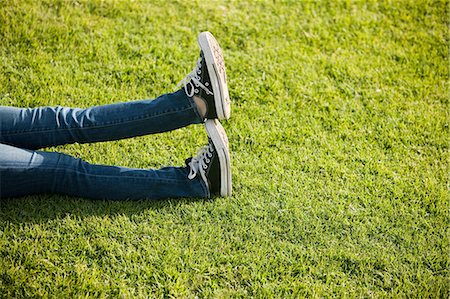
[0,0,448,297]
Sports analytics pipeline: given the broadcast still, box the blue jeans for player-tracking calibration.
[0,89,209,200]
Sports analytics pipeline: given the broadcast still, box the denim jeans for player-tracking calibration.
[0,89,209,200]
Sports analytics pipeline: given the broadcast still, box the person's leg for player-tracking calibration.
[0,31,232,200]
[0,143,208,200]
[0,119,231,200]
[0,31,229,150]
[0,89,203,150]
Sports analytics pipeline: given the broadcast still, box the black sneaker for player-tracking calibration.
[187,119,232,197]
[180,31,230,120]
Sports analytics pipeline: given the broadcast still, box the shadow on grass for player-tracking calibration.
[0,194,210,224]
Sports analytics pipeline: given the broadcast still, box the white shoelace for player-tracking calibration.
[179,57,213,97]
[187,144,214,181]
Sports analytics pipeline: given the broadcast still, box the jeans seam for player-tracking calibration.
[0,164,192,183]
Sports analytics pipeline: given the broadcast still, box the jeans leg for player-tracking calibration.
[0,143,208,200]
[0,89,202,149]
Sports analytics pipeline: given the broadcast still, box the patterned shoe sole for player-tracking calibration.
[205,119,232,197]
[198,32,231,120]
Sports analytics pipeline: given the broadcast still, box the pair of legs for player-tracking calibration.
[0,32,232,201]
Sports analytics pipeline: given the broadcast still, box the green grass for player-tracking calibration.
[0,0,448,297]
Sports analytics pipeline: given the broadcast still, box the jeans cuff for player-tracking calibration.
[182,89,204,124]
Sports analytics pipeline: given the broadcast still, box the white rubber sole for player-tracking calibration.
[205,119,232,197]
[198,32,231,120]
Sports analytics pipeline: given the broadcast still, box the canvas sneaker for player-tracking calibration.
[187,119,232,197]
[180,31,230,120]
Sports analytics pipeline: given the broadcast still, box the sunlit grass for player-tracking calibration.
[0,0,448,297]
